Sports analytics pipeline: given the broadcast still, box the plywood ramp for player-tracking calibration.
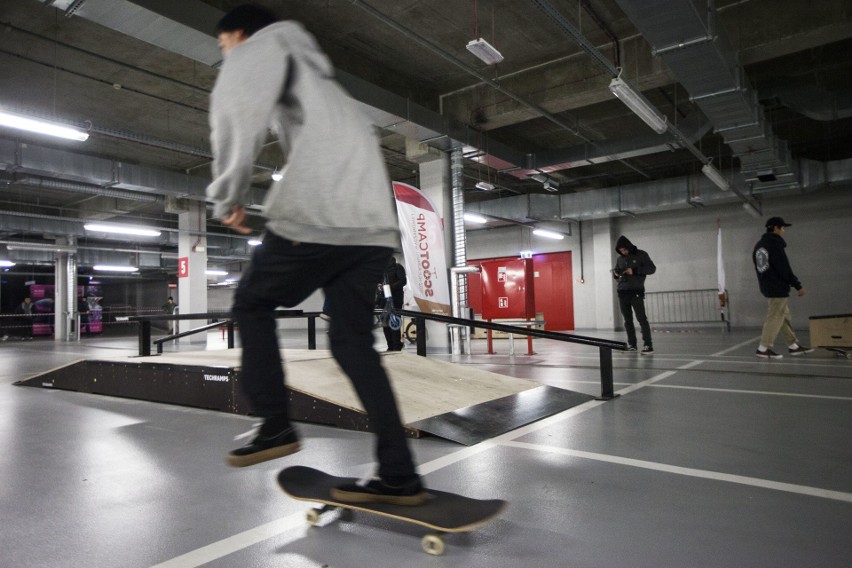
[17,349,593,445]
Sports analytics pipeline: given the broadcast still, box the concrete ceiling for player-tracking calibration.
[1,0,851,271]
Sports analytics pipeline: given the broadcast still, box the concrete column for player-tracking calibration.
[178,200,208,344]
[417,154,452,353]
[592,218,617,331]
[53,237,75,342]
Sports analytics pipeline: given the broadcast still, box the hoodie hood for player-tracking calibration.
[615,235,636,254]
[252,21,334,78]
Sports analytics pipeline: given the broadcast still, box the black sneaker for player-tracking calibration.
[625,345,637,352]
[330,476,428,506]
[640,345,654,355]
[755,349,782,359]
[788,346,814,356]
[227,421,301,468]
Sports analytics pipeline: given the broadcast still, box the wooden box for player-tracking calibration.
[809,314,852,348]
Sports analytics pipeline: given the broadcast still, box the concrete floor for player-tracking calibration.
[2,327,851,567]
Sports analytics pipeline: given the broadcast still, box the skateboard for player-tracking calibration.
[277,466,507,555]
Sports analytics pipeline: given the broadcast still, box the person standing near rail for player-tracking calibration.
[752,217,813,359]
[613,235,656,354]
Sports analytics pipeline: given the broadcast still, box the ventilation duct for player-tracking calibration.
[613,0,792,181]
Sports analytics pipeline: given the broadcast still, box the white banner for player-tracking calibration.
[392,181,451,315]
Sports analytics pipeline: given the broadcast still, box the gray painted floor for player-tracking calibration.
[2,328,851,567]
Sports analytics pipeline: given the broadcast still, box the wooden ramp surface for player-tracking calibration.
[17,349,593,445]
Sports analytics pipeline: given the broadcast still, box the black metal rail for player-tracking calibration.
[129,308,624,400]
[394,309,624,400]
[128,310,316,356]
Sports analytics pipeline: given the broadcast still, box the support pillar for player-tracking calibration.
[54,237,76,343]
[592,218,617,331]
[417,153,452,353]
[178,201,208,344]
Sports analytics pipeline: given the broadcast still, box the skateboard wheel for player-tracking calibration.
[421,534,445,556]
[306,509,321,526]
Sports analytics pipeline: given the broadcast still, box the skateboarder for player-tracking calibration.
[208,4,425,505]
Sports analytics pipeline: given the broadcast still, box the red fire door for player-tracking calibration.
[479,258,535,320]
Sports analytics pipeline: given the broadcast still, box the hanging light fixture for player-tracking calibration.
[0,110,89,141]
[608,75,668,134]
[84,223,162,237]
[466,38,504,65]
[701,163,731,191]
[93,265,139,272]
[532,228,564,240]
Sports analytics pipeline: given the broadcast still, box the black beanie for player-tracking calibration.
[216,4,278,37]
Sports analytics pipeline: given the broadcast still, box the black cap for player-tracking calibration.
[765,216,791,229]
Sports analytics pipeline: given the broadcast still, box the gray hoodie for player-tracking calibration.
[206,21,399,249]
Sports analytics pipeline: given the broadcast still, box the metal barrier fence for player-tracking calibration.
[0,307,168,339]
[644,288,730,332]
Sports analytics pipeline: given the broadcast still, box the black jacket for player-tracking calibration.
[613,235,656,293]
[382,258,407,307]
[753,232,801,298]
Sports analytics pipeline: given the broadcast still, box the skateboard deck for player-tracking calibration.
[277,465,507,555]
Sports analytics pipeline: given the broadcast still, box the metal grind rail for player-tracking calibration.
[128,310,317,356]
[129,308,625,400]
[394,308,625,400]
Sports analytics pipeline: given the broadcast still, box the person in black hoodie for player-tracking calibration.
[752,217,813,359]
[380,256,406,351]
[613,235,656,354]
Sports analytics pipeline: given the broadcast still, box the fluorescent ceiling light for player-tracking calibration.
[0,260,15,267]
[463,213,488,224]
[701,163,730,191]
[84,223,162,237]
[466,38,504,65]
[475,181,495,191]
[608,76,668,134]
[206,270,228,276]
[94,265,138,272]
[271,168,283,181]
[5,242,77,253]
[247,239,262,246]
[532,228,565,240]
[0,110,89,141]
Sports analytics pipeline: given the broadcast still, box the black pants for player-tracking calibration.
[232,233,416,480]
[618,291,652,348]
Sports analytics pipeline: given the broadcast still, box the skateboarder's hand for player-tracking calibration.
[222,204,252,235]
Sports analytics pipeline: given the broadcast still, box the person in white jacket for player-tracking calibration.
[207,4,424,505]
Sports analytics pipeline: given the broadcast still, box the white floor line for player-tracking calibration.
[146,361,700,567]
[712,335,760,356]
[649,383,852,401]
[502,440,852,504]
[613,359,705,396]
[149,513,307,568]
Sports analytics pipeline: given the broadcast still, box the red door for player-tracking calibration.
[466,251,574,331]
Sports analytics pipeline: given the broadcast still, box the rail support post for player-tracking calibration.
[226,321,235,349]
[307,316,316,350]
[139,320,151,357]
[415,316,427,356]
[595,346,620,400]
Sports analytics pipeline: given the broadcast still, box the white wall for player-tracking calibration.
[465,188,852,331]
